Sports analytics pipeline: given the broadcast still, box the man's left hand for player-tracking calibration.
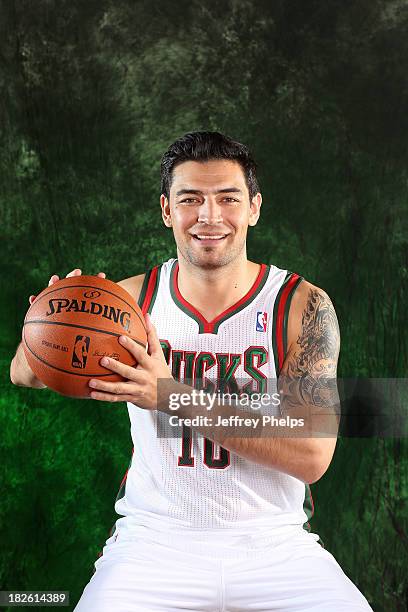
[88,313,174,409]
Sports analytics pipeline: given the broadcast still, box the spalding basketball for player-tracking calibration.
[22,275,147,398]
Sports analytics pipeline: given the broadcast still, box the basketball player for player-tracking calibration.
[10,132,373,611]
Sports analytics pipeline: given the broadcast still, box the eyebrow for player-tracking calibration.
[175,187,243,196]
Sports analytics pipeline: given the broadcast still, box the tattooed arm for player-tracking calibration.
[276,282,341,481]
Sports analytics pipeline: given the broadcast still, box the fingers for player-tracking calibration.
[29,273,59,305]
[29,272,59,304]
[145,313,163,358]
[118,335,150,368]
[52,269,106,283]
[92,356,145,383]
[66,268,82,278]
[48,274,60,286]
[65,269,106,279]
[89,378,135,395]
[29,269,107,307]
[89,390,136,403]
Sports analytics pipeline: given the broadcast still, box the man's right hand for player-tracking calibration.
[28,269,106,305]
[11,268,106,388]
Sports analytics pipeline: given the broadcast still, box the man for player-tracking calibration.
[11,132,372,611]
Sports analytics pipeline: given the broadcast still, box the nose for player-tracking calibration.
[197,197,223,225]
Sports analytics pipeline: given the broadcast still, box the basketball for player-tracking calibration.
[22,275,147,398]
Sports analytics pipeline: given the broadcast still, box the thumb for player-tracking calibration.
[145,313,162,358]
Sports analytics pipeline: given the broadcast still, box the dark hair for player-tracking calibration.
[160,131,260,199]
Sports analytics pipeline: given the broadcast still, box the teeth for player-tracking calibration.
[196,235,225,240]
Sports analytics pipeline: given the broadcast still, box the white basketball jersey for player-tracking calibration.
[113,258,316,535]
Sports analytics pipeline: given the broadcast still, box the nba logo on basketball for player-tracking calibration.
[72,335,90,369]
[256,312,268,332]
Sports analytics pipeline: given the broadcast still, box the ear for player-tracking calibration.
[160,194,172,227]
[248,192,262,226]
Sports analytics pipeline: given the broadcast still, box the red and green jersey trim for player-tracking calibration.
[303,484,324,547]
[115,448,134,504]
[271,271,323,546]
[138,265,162,315]
[95,447,135,571]
[170,260,270,334]
[271,271,303,375]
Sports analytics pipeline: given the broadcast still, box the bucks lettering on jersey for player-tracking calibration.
[114,259,316,534]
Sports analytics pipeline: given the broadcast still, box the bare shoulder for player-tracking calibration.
[286,278,340,365]
[288,279,337,326]
[117,273,146,305]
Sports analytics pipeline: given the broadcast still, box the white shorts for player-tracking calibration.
[74,522,373,611]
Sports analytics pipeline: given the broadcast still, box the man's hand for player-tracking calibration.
[29,268,106,305]
[88,313,174,408]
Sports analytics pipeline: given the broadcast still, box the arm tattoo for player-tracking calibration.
[295,289,340,373]
[282,289,340,415]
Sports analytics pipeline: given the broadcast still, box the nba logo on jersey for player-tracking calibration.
[256,311,268,332]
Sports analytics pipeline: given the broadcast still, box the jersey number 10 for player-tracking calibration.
[178,425,230,469]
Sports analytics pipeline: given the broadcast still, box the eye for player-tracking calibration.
[222,197,239,203]
[180,198,199,204]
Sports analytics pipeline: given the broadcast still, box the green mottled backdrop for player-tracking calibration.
[0,1,407,610]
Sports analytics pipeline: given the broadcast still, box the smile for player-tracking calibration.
[192,234,228,241]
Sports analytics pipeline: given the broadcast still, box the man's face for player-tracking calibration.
[160,159,262,269]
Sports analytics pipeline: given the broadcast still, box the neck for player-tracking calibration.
[176,252,261,321]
